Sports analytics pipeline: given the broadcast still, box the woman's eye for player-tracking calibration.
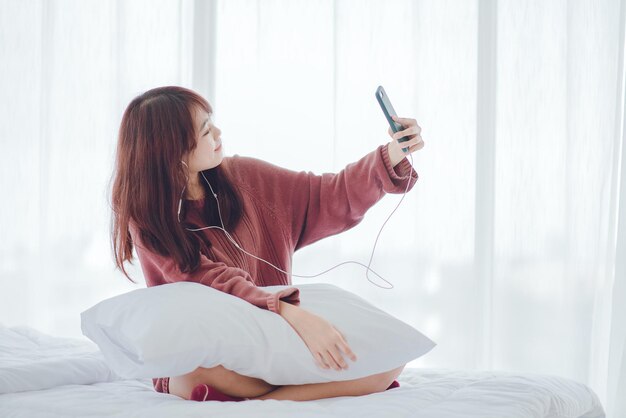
[203,130,210,136]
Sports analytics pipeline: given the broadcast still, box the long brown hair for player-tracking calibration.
[110,86,244,283]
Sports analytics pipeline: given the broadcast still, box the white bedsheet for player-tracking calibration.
[0,325,605,418]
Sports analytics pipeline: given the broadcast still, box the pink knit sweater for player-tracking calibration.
[129,144,418,315]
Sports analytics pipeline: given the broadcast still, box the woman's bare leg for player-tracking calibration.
[170,363,405,401]
[248,364,405,401]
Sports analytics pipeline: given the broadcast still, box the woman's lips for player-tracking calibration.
[215,141,222,151]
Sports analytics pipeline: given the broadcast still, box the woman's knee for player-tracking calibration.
[367,364,406,394]
[390,364,405,380]
[383,364,405,389]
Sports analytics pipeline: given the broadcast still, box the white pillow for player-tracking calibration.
[80,282,436,385]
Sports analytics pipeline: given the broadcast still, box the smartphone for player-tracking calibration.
[375,86,410,152]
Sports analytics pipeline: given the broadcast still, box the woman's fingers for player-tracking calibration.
[392,115,417,126]
[316,346,357,371]
[317,351,330,369]
[328,332,356,370]
[388,119,421,136]
[393,127,421,140]
[391,116,421,137]
[326,349,346,370]
[334,330,357,362]
[338,340,357,362]
[413,139,425,150]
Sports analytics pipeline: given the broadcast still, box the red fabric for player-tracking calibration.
[153,377,169,394]
[190,383,247,402]
[386,380,400,390]
[130,144,417,393]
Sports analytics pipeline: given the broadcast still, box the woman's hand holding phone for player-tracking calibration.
[375,86,424,166]
[386,115,424,167]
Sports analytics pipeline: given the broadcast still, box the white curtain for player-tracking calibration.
[0,0,624,416]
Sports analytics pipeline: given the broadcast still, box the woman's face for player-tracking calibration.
[185,106,223,172]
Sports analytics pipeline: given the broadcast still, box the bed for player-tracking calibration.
[0,325,605,418]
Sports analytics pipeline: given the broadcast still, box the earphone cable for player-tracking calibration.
[179,152,415,289]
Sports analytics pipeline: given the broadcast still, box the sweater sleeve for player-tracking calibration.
[128,223,300,314]
[230,143,418,252]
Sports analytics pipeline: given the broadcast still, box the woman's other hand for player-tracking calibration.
[279,301,357,371]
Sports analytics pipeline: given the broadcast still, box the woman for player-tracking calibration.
[110,86,424,402]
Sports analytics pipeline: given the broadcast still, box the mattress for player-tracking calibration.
[0,325,605,418]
